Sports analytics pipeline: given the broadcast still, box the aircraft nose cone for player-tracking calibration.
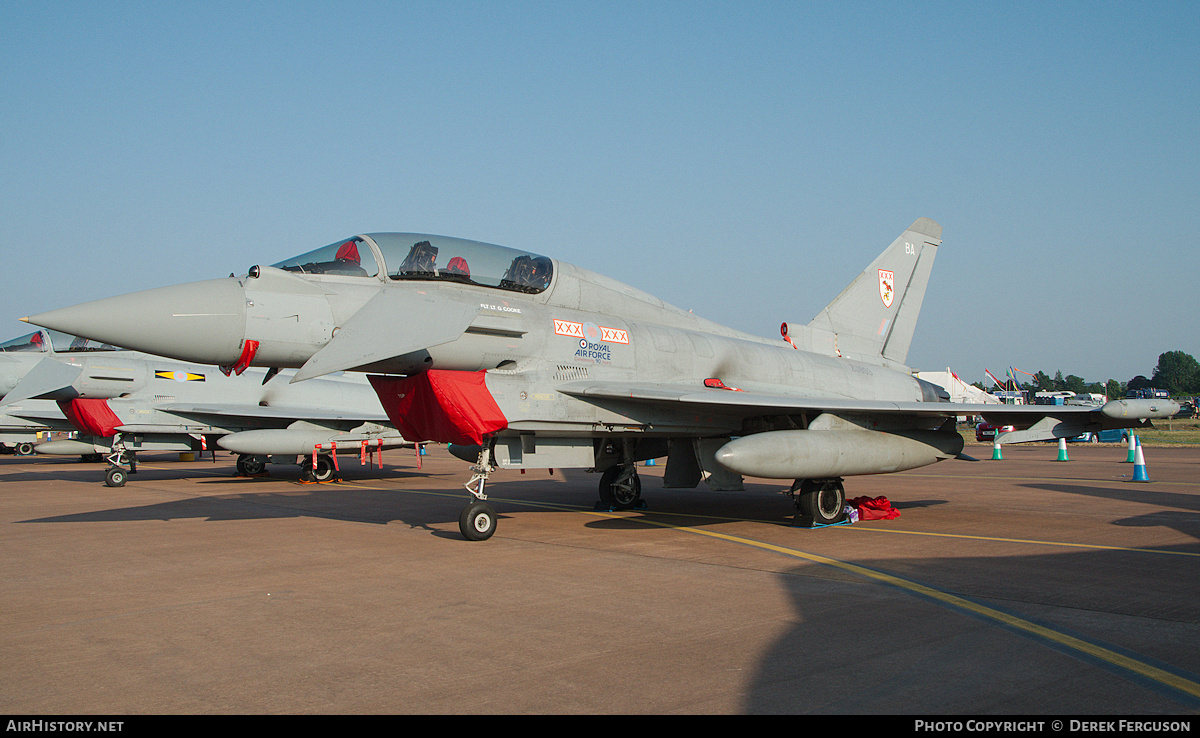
[23,278,248,365]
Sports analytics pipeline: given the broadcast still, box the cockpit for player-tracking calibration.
[273,238,380,277]
[0,329,119,354]
[271,233,554,295]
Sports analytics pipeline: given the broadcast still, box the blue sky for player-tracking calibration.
[3,1,1197,385]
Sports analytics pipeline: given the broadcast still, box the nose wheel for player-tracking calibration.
[459,500,497,541]
[105,466,127,488]
[458,442,498,541]
[103,435,136,487]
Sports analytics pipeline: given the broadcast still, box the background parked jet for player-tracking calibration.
[1,330,114,455]
[24,220,1177,536]
[0,329,409,485]
[0,398,72,457]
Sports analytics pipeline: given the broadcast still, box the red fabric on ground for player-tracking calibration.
[369,370,507,446]
[57,398,122,437]
[849,495,901,520]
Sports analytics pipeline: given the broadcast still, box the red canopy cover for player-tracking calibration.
[369,370,508,446]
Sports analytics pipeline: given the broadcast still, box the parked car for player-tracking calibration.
[1128,388,1170,399]
[976,422,1015,442]
[1070,429,1130,443]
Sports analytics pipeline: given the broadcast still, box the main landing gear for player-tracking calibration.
[299,454,337,483]
[235,454,267,477]
[790,478,846,527]
[596,463,644,511]
[595,438,646,512]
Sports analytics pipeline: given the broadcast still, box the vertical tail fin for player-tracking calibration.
[787,218,941,367]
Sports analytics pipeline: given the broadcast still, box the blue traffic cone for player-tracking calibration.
[1056,437,1069,461]
[1130,440,1150,482]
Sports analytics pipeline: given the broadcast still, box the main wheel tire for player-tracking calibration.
[598,466,642,510]
[459,500,497,541]
[797,480,845,526]
[15,442,34,456]
[311,455,336,482]
[236,454,265,476]
[105,467,127,488]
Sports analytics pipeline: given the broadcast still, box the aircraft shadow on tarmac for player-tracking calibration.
[743,538,1200,714]
[1,455,432,487]
[16,481,460,528]
[11,459,1200,713]
[1022,481,1200,513]
[13,461,960,539]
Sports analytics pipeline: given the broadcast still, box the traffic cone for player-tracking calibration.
[1123,433,1137,463]
[1130,439,1150,482]
[1056,437,1069,461]
[992,439,1003,460]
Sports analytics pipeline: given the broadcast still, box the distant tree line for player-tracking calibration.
[973,351,1200,399]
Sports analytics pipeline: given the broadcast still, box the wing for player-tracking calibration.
[557,381,1178,442]
[0,357,83,406]
[153,402,390,424]
[291,289,481,382]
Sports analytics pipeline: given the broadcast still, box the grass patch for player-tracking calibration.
[1137,418,1200,445]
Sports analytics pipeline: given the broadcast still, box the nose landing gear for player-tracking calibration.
[103,435,136,488]
[459,443,498,541]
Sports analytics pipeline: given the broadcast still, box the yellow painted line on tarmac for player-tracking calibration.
[903,471,1200,487]
[336,480,1200,560]
[840,525,1200,558]
[577,507,1200,703]
[168,473,1200,702]
[361,484,1200,701]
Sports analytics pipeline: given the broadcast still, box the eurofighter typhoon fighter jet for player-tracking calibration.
[0,331,81,454]
[24,220,1178,538]
[0,328,409,486]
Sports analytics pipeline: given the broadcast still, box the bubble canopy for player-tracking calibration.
[272,234,553,294]
[272,237,379,277]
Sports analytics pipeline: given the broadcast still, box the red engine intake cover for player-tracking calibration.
[58,398,122,437]
[368,370,508,446]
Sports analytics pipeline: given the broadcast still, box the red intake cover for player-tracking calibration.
[58,398,122,437]
[369,370,507,446]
